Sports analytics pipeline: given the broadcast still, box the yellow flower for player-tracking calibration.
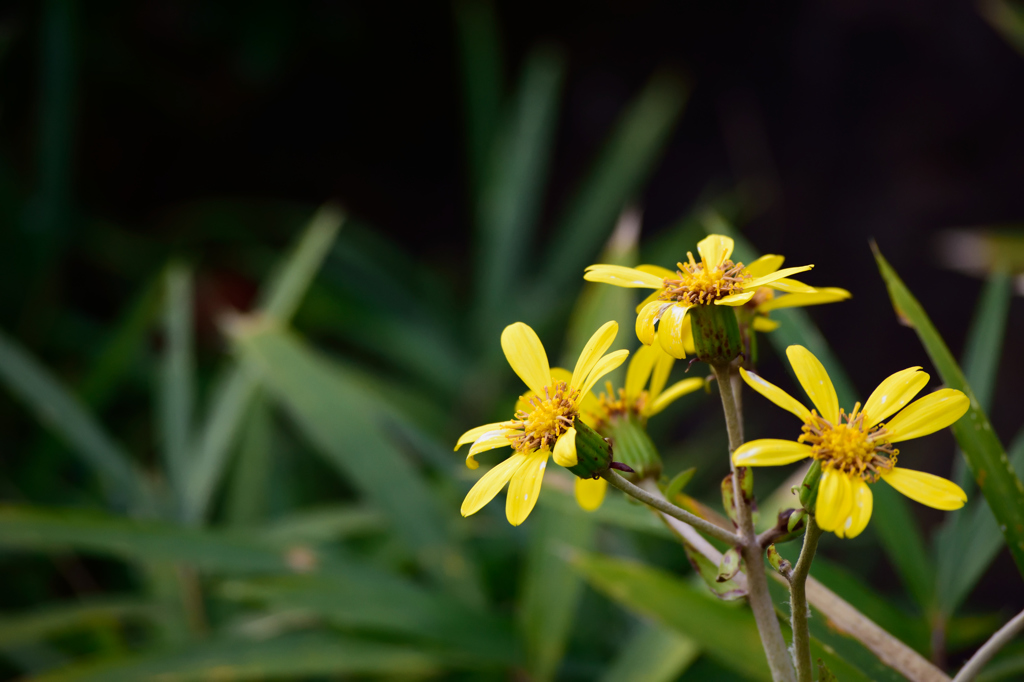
[734,345,969,538]
[746,286,853,333]
[455,321,628,526]
[584,234,813,358]
[574,344,706,511]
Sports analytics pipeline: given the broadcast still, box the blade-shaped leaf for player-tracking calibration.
[26,633,443,682]
[224,391,274,527]
[0,599,158,648]
[598,623,700,682]
[874,245,1024,579]
[158,264,195,501]
[0,329,146,510]
[231,323,483,603]
[519,501,595,681]
[538,73,688,299]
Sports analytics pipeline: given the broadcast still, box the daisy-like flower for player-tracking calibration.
[583,234,814,359]
[574,344,706,511]
[734,345,970,538]
[455,321,628,526]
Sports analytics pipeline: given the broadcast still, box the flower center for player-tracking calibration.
[798,402,898,481]
[508,381,579,453]
[593,382,644,427]
[660,251,751,305]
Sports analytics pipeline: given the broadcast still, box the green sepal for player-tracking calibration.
[566,417,613,480]
[799,460,822,511]
[716,546,742,583]
[602,413,661,480]
[689,303,743,366]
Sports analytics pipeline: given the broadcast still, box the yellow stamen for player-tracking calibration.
[507,381,580,454]
[798,402,898,481]
[660,251,752,305]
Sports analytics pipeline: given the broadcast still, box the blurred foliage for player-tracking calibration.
[1,1,1024,681]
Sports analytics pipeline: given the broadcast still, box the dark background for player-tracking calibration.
[2,0,1024,671]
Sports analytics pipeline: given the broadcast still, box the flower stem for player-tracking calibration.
[790,515,823,682]
[952,607,1024,682]
[601,469,741,546]
[714,363,797,682]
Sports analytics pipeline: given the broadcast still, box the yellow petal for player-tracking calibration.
[744,265,814,290]
[862,367,929,428]
[635,288,663,314]
[837,479,873,539]
[466,431,512,469]
[732,439,812,466]
[456,422,511,451]
[636,264,677,279]
[575,477,608,512]
[716,291,757,306]
[757,288,851,312]
[655,304,691,359]
[579,350,630,398]
[570,321,619,393]
[647,378,705,416]
[786,345,839,424]
[552,429,578,467]
[739,367,812,422]
[506,449,550,525]
[636,301,667,346]
[577,391,601,424]
[881,468,967,510]
[625,344,659,400]
[584,264,664,289]
[752,316,781,332]
[744,254,784,278]
[697,234,734,267]
[816,469,853,532]
[461,453,528,517]
[765,278,817,294]
[883,389,970,443]
[501,323,551,396]
[648,345,675,400]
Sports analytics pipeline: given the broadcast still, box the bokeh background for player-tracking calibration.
[2,1,1024,680]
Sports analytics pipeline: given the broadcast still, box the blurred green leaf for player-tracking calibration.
[26,632,444,681]
[540,475,673,538]
[225,392,274,528]
[183,206,343,524]
[716,221,936,610]
[261,505,387,544]
[0,328,147,510]
[0,599,158,649]
[874,245,1024,580]
[454,0,504,198]
[981,0,1024,56]
[158,264,195,503]
[233,324,483,603]
[538,72,688,300]
[520,502,595,681]
[220,575,518,665]
[476,46,564,338]
[663,467,697,501]
[598,622,700,682]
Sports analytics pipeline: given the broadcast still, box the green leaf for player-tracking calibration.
[220,575,517,665]
[981,0,1024,56]
[0,599,158,649]
[0,328,146,510]
[539,475,673,538]
[663,467,697,501]
[574,552,870,681]
[183,206,343,523]
[874,245,1024,579]
[260,505,387,544]
[232,324,483,603]
[453,0,504,199]
[598,623,700,682]
[538,73,688,299]
[519,501,595,681]
[158,264,195,502]
[224,391,274,527]
[26,632,444,682]
[475,46,563,337]
[711,221,935,609]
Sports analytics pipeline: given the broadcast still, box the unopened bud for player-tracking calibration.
[721,474,737,524]
[766,544,791,577]
[717,547,742,582]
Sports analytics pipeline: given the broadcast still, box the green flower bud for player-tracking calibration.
[566,417,613,480]
[721,473,737,524]
[766,544,792,577]
[689,303,743,366]
[717,546,742,582]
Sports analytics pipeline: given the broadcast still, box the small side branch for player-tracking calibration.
[952,608,1024,682]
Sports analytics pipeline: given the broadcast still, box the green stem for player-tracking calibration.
[714,363,796,682]
[602,470,741,546]
[790,516,823,682]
